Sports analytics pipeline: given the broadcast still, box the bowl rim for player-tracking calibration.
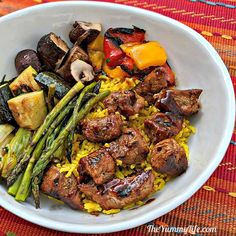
[0,1,235,234]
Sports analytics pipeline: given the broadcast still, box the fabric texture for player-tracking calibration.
[0,0,235,235]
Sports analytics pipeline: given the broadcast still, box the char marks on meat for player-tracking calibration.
[108,128,149,165]
[103,90,145,117]
[144,112,183,143]
[79,148,115,185]
[81,114,123,143]
[155,89,202,116]
[135,68,168,104]
[40,165,83,210]
[79,170,154,210]
[150,138,188,176]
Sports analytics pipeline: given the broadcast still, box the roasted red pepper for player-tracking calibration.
[104,26,145,69]
[159,63,175,86]
[107,27,145,44]
[120,55,135,71]
[104,37,124,67]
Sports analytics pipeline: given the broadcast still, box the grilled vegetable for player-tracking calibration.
[0,124,15,144]
[6,82,84,186]
[88,49,104,72]
[47,84,56,111]
[0,83,14,124]
[103,62,128,79]
[56,44,89,85]
[8,91,47,130]
[120,41,167,70]
[105,26,145,44]
[69,21,101,45]
[159,63,175,86]
[35,72,71,99]
[70,59,94,83]
[0,129,15,174]
[88,34,104,51]
[104,26,145,68]
[9,66,40,96]
[37,32,69,70]
[15,49,42,74]
[1,128,32,178]
[104,37,124,67]
[8,174,23,196]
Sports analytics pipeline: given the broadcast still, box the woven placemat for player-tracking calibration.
[0,0,235,235]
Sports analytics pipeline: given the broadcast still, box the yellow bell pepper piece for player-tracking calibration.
[121,41,167,70]
[88,49,104,71]
[88,34,104,51]
[103,62,128,79]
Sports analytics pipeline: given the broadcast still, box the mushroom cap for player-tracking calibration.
[70,59,94,83]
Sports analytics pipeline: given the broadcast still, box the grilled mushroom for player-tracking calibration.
[56,45,91,84]
[15,49,42,74]
[69,21,101,45]
[37,32,69,70]
[70,59,94,83]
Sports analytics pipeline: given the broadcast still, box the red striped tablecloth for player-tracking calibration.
[0,0,235,235]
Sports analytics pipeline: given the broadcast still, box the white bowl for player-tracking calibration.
[0,1,234,234]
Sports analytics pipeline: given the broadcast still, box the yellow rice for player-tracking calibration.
[58,76,196,214]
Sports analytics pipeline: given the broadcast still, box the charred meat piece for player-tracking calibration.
[79,148,115,185]
[82,114,123,143]
[155,89,203,116]
[144,112,183,143]
[57,45,93,85]
[103,90,145,117]
[135,68,168,104]
[79,170,154,210]
[150,138,188,176]
[40,165,83,210]
[15,49,42,74]
[108,128,149,165]
[69,21,101,45]
[37,32,69,70]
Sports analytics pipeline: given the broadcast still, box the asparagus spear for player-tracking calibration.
[47,84,56,112]
[14,135,48,201]
[2,128,32,178]
[32,90,110,178]
[32,174,42,208]
[7,174,23,196]
[32,81,84,147]
[13,100,76,200]
[65,132,73,163]
[6,83,83,186]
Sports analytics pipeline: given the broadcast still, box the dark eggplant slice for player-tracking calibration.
[56,45,93,85]
[0,84,14,124]
[37,32,69,71]
[35,72,71,99]
[15,49,42,74]
[69,21,101,45]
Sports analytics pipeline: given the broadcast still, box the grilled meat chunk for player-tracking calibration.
[79,148,115,185]
[135,68,168,104]
[144,112,183,143]
[79,170,154,210]
[103,90,145,117]
[81,114,123,143]
[108,128,149,165]
[40,165,83,210]
[155,89,202,116]
[150,138,188,176]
